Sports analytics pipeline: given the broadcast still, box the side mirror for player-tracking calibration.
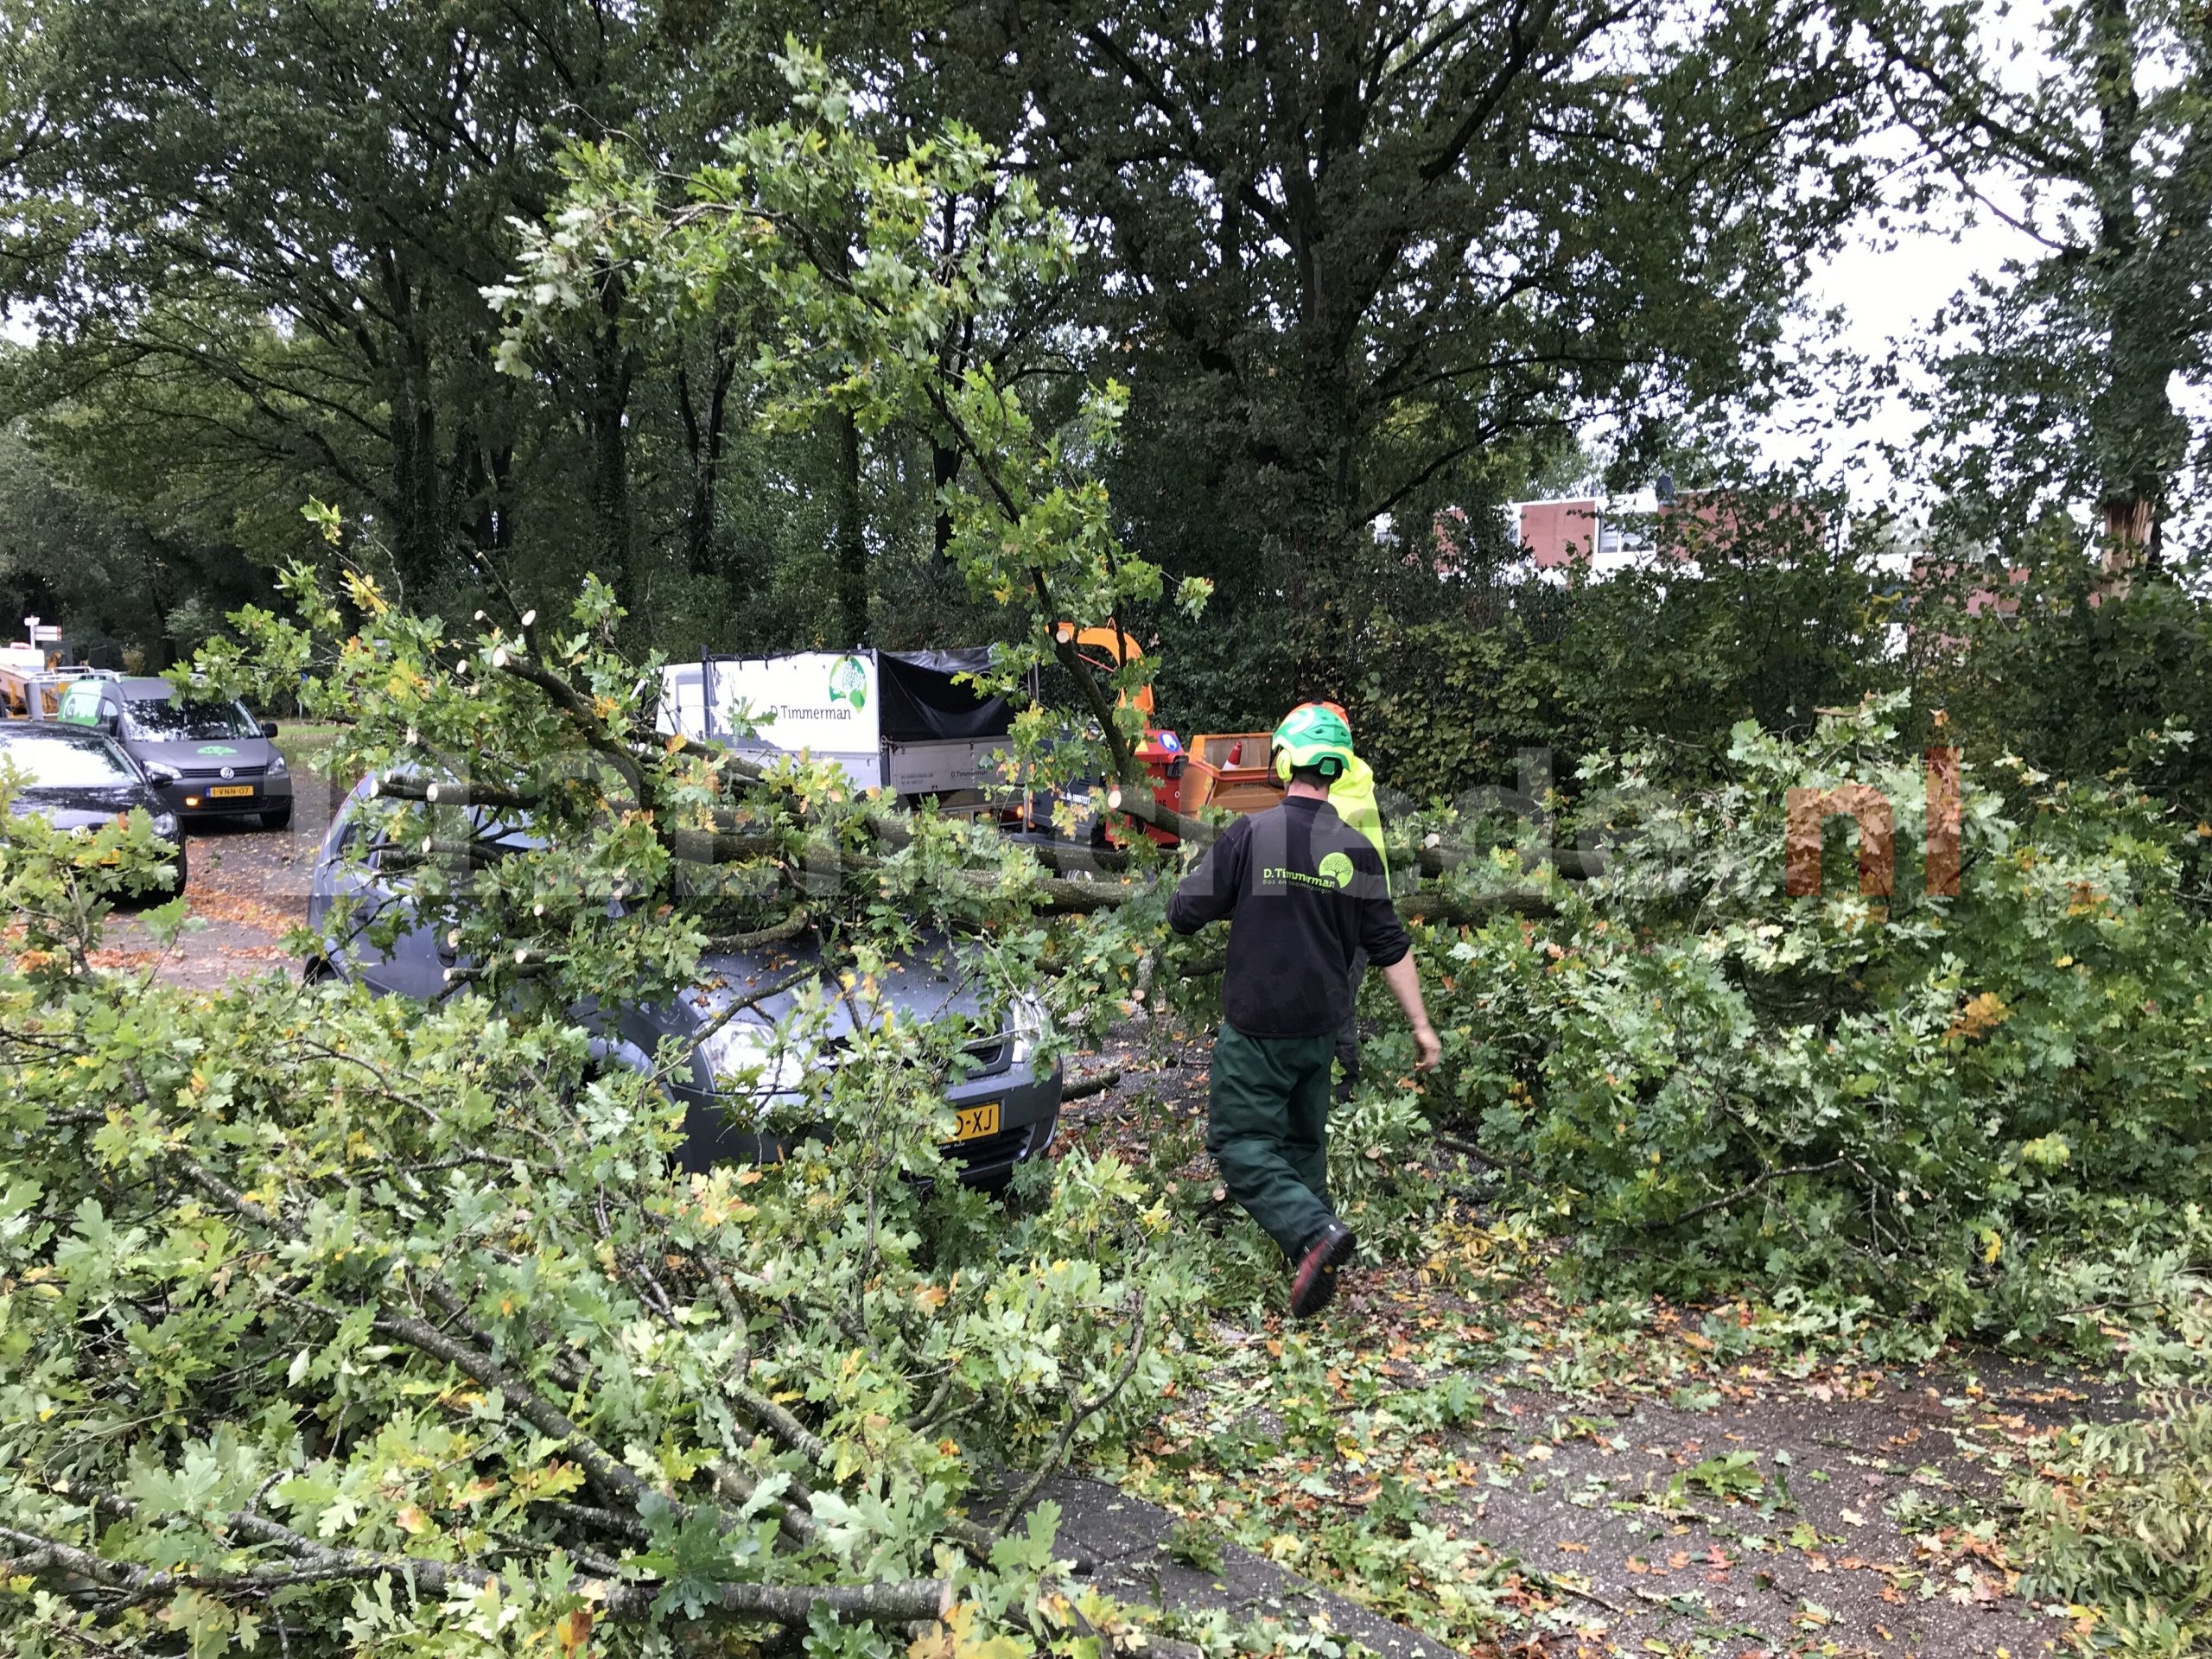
[96,713,119,735]
[260,721,280,738]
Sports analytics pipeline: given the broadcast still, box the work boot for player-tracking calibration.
[1288,1220,1357,1319]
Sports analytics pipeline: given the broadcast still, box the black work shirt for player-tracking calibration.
[1166,797,1411,1039]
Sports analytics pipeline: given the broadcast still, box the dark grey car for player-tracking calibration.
[304,776,1062,1187]
[58,677,294,829]
[0,723,188,894]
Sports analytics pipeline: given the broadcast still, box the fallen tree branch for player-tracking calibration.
[1005,837,1134,876]
[442,956,556,987]
[702,906,811,953]
[0,1521,144,1592]
[728,1376,832,1470]
[666,827,783,865]
[992,1287,1148,1536]
[710,1462,818,1547]
[655,731,766,783]
[0,1515,950,1627]
[370,772,539,812]
[671,965,825,1076]
[1434,1135,1522,1176]
[1059,1067,1120,1101]
[903,1370,957,1433]
[490,647,647,803]
[668,1575,950,1625]
[541,1501,652,1543]
[1033,877,1146,914]
[1402,888,1559,925]
[1645,1158,1850,1230]
[366,1297,652,1510]
[1101,788,1215,847]
[375,838,514,874]
[1400,839,1600,880]
[422,779,540,812]
[0,1516,493,1603]
[168,1157,654,1515]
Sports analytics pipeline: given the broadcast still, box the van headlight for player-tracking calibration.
[1007,993,1049,1065]
[267,753,289,778]
[144,762,181,785]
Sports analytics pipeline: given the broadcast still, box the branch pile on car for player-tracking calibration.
[352,611,1567,975]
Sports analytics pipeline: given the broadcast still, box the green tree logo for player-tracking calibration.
[1318,850,1355,889]
[827,655,868,710]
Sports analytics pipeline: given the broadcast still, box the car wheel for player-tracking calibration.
[260,804,294,830]
[302,954,340,985]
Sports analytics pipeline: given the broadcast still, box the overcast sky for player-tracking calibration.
[1751,203,2043,509]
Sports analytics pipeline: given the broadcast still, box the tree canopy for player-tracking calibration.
[1879,0,2212,556]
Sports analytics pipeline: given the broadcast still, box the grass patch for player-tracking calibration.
[269,720,348,780]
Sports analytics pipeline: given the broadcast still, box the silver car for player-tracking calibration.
[304,776,1063,1187]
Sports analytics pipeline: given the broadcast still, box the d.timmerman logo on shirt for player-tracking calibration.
[1262,853,1357,893]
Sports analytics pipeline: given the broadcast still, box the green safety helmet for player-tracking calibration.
[1271,702,1356,782]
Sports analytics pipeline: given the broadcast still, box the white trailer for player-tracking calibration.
[658,648,1022,800]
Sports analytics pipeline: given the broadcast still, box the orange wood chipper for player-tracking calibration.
[1054,624,1281,843]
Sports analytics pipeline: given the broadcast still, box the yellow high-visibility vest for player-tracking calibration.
[1331,755,1388,880]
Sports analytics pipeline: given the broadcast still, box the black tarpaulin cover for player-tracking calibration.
[874,648,1013,742]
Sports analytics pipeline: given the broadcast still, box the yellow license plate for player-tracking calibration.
[207,785,254,798]
[950,1102,1001,1142]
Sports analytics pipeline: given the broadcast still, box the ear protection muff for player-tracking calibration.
[1274,748,1345,782]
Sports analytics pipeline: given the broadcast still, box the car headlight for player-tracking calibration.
[145,762,180,785]
[1007,992,1049,1066]
[267,753,289,778]
[150,813,181,842]
[696,1020,814,1119]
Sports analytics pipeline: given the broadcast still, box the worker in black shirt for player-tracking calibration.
[1168,703,1441,1318]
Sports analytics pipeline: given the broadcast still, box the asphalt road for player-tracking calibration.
[97,766,340,988]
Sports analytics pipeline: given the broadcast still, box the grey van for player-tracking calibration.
[58,677,294,829]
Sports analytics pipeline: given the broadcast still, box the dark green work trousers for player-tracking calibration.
[1207,1024,1338,1258]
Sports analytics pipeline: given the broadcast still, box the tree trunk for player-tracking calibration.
[679,327,735,579]
[588,393,631,590]
[835,410,868,644]
[584,288,639,604]
[931,196,972,566]
[487,443,516,555]
[2086,0,2181,566]
[931,438,960,563]
[393,386,442,597]
[379,253,445,598]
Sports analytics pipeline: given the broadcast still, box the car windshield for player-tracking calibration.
[123,697,259,741]
[2,734,139,788]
